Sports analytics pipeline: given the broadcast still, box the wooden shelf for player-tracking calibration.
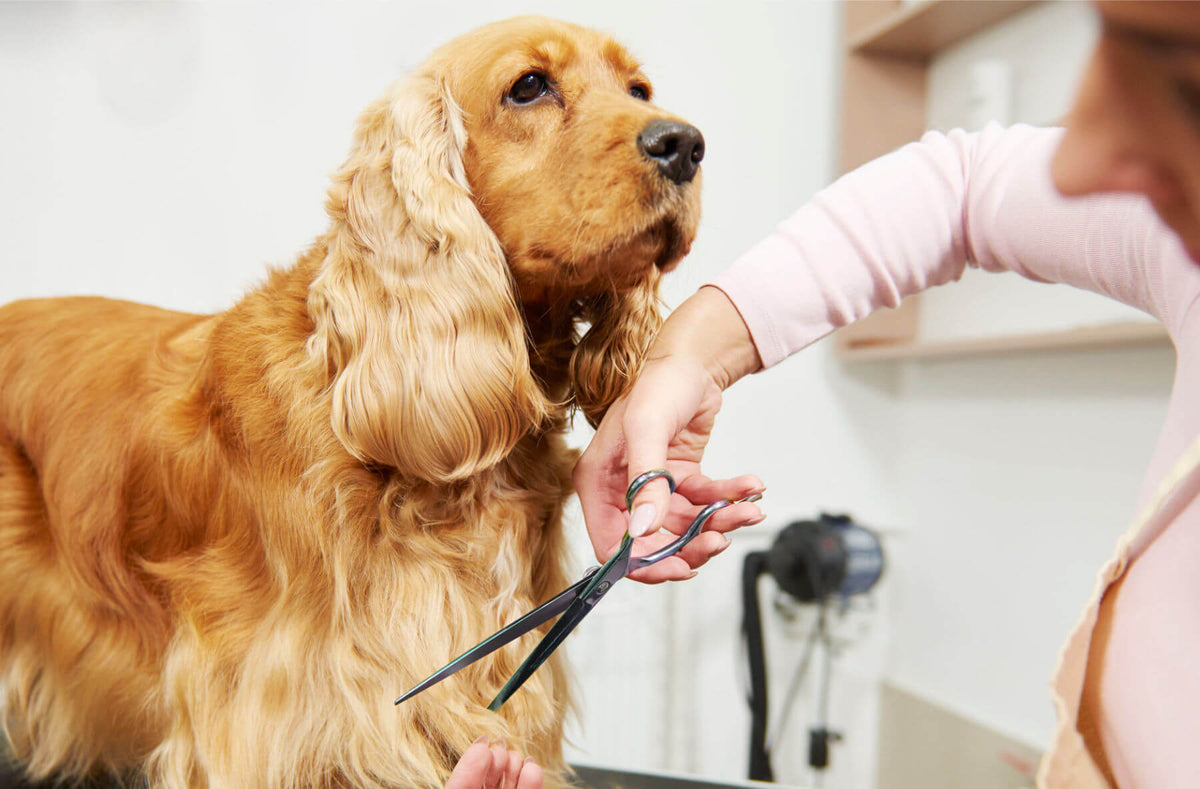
[838,321,1171,361]
[835,0,1157,363]
[850,0,1043,59]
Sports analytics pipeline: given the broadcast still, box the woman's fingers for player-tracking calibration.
[516,759,543,789]
[596,487,766,581]
[653,484,765,540]
[504,750,524,789]
[445,739,543,789]
[445,738,494,789]
[489,741,508,786]
[674,473,765,506]
[623,509,766,583]
[690,499,766,535]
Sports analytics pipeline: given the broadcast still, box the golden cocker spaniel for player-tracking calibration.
[0,16,703,789]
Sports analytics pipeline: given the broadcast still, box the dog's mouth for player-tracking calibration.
[514,215,690,299]
[505,174,700,305]
[607,209,696,281]
[648,217,690,271]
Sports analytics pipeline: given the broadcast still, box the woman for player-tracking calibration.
[574,2,1200,787]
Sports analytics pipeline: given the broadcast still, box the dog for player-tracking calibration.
[0,16,702,789]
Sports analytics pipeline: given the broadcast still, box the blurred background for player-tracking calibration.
[0,2,1176,788]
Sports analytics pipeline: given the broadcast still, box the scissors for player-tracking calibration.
[395,469,762,711]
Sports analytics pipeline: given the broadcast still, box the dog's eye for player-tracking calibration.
[629,84,650,101]
[509,73,549,104]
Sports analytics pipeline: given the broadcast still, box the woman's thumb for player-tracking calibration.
[626,465,674,538]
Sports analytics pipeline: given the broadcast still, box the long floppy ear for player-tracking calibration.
[569,270,664,428]
[307,72,551,483]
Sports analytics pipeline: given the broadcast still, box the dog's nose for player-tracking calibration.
[637,120,705,184]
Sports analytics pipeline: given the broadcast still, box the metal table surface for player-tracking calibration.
[0,757,798,789]
[571,762,799,789]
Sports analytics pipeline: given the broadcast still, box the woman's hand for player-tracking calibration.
[445,738,542,789]
[574,287,766,583]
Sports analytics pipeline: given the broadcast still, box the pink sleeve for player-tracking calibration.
[710,123,1197,368]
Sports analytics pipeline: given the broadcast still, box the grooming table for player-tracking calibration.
[0,756,801,788]
[571,762,803,789]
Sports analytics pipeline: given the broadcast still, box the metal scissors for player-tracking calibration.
[395,469,762,711]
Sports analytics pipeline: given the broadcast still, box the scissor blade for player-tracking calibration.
[488,534,634,711]
[394,575,590,705]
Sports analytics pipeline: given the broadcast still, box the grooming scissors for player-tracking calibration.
[395,469,762,711]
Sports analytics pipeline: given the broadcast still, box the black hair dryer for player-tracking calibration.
[741,513,883,782]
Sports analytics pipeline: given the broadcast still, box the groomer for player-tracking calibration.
[574,2,1200,787]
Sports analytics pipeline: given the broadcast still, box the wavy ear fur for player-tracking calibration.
[308,72,551,482]
[569,269,664,428]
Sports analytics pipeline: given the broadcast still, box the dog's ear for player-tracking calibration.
[308,73,551,483]
[569,271,664,428]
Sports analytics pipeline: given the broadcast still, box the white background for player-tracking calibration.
[0,3,1177,789]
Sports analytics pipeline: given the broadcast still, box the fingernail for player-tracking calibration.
[685,571,698,580]
[714,536,733,554]
[745,514,766,526]
[473,735,488,745]
[628,503,656,537]
[524,756,536,765]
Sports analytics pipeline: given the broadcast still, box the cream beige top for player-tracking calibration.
[710,124,1200,787]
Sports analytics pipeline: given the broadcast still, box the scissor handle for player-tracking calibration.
[630,493,761,570]
[625,468,677,510]
[624,470,762,571]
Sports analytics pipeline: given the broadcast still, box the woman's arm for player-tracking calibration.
[713,123,1195,368]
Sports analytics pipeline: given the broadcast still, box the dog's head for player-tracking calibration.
[435,16,702,301]
[308,17,702,482]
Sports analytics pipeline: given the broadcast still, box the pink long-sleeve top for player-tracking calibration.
[711,124,1200,789]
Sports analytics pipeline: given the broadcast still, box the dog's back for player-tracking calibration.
[0,297,206,443]
[0,296,206,777]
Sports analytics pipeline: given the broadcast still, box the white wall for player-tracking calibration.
[0,2,845,787]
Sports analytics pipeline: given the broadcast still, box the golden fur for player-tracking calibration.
[0,17,700,789]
